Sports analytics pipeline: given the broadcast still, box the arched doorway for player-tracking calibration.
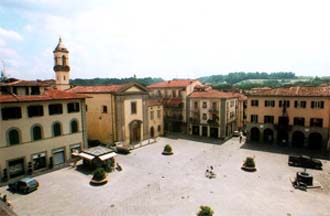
[263,128,274,144]
[250,127,260,142]
[308,133,323,150]
[292,131,305,148]
[129,120,142,145]
[277,131,289,146]
[150,127,154,138]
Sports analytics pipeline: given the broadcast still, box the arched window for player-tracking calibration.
[62,55,66,65]
[32,125,42,141]
[70,120,78,133]
[7,129,20,145]
[53,122,62,137]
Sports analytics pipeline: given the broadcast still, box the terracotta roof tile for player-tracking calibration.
[0,89,88,103]
[189,89,238,99]
[147,79,198,88]
[249,86,330,97]
[0,80,50,87]
[66,85,123,93]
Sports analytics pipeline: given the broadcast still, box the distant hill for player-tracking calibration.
[198,72,330,90]
[70,77,164,86]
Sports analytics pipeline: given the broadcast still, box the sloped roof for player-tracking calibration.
[66,85,123,94]
[147,79,198,88]
[0,89,89,103]
[67,82,149,94]
[248,86,330,97]
[189,89,238,99]
[0,80,50,87]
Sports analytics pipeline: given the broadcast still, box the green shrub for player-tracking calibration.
[164,144,172,153]
[243,157,255,168]
[93,168,106,181]
[197,206,214,216]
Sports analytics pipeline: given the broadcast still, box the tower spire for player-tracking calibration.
[53,37,70,90]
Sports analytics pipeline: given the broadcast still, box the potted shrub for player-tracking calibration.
[162,144,173,155]
[241,156,256,172]
[90,167,108,185]
[197,205,214,216]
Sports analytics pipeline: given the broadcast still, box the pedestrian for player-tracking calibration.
[239,135,242,143]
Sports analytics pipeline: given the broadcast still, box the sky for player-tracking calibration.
[0,0,329,80]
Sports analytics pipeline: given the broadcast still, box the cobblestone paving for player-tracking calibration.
[1,137,330,216]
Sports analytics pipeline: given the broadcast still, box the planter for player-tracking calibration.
[241,157,256,172]
[90,176,108,186]
[162,151,174,155]
[241,166,257,172]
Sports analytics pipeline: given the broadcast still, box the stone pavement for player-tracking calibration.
[1,137,329,216]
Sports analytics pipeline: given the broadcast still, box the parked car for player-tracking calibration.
[233,130,241,137]
[8,177,39,194]
[288,154,322,169]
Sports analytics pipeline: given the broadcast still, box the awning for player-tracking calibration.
[79,152,95,160]
[99,152,117,161]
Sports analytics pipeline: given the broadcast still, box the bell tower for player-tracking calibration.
[53,37,70,90]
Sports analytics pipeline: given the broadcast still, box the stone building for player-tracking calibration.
[148,79,201,133]
[188,89,239,139]
[67,82,163,147]
[0,38,88,183]
[246,86,330,151]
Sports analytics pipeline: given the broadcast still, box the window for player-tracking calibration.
[202,102,207,108]
[13,87,17,94]
[31,87,40,95]
[293,117,305,126]
[264,115,274,124]
[264,100,275,107]
[62,55,66,65]
[230,100,234,107]
[25,87,29,95]
[71,120,78,133]
[102,105,108,113]
[67,102,80,113]
[279,100,290,107]
[28,105,44,117]
[294,101,306,108]
[202,113,207,120]
[52,148,65,166]
[251,115,258,123]
[172,90,176,97]
[310,118,323,127]
[85,105,88,112]
[32,152,46,171]
[53,122,62,137]
[311,101,324,109]
[131,102,137,114]
[157,110,161,118]
[158,125,161,132]
[2,107,22,120]
[8,158,25,178]
[194,101,198,109]
[150,111,154,120]
[49,104,63,115]
[8,129,20,145]
[251,100,259,107]
[32,125,42,141]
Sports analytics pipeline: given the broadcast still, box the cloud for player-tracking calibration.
[0,27,23,41]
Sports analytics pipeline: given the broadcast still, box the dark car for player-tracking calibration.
[8,177,39,194]
[288,154,322,169]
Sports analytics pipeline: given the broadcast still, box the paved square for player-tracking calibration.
[1,137,330,216]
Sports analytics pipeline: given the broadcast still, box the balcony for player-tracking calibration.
[189,117,200,124]
[207,119,219,126]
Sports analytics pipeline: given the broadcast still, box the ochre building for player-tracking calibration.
[246,86,330,151]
